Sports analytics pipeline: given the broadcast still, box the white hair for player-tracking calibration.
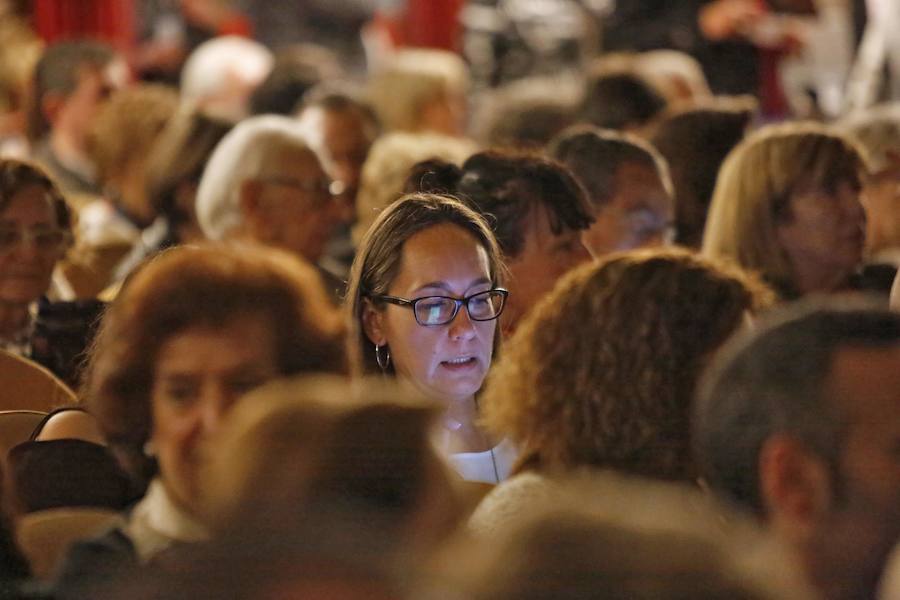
[196,115,317,241]
[180,35,273,121]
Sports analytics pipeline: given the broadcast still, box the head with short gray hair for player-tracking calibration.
[195,115,320,241]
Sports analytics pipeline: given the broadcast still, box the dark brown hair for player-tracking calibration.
[407,150,594,258]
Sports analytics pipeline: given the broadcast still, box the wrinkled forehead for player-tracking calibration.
[0,183,57,218]
[255,143,323,177]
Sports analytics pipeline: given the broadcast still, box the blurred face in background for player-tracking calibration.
[0,185,67,305]
[776,177,865,292]
[504,203,590,334]
[243,146,346,262]
[861,166,900,257]
[581,161,674,258]
[298,104,376,210]
[150,314,280,514]
[51,57,127,148]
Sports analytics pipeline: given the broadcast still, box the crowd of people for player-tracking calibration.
[0,1,897,599]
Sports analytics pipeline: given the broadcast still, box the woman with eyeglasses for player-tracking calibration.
[347,193,515,483]
[0,159,80,372]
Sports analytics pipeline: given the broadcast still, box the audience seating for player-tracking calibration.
[0,350,76,412]
[0,410,46,470]
[16,507,124,579]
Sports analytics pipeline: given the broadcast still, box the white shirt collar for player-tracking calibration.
[124,478,209,562]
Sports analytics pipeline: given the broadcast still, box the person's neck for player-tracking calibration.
[791,261,854,296]
[0,300,32,340]
[443,395,493,454]
[802,546,879,600]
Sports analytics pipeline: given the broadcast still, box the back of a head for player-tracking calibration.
[472,76,582,149]
[701,122,865,293]
[28,40,116,141]
[839,103,900,173]
[481,247,773,478]
[297,82,379,129]
[650,98,756,247]
[581,67,667,132]
[195,114,316,241]
[694,299,900,515]
[248,44,342,116]
[439,475,812,600]
[453,150,593,258]
[549,124,670,209]
[87,84,179,188]
[180,36,273,122]
[144,107,233,220]
[635,49,712,104]
[202,374,458,549]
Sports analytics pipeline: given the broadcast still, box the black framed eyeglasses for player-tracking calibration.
[372,289,508,326]
[256,176,345,205]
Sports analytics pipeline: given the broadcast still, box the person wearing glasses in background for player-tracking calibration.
[195,115,350,302]
[346,193,515,484]
[0,159,97,383]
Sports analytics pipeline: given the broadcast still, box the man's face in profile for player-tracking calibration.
[503,203,590,334]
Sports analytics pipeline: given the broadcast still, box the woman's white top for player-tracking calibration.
[122,478,209,562]
[448,439,517,484]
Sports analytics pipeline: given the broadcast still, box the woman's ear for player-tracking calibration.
[361,299,387,346]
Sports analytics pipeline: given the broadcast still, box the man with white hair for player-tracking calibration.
[195,115,347,294]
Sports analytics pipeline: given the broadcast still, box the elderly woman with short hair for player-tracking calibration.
[54,243,345,594]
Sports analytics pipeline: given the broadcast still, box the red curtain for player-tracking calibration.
[378,0,465,52]
[404,0,464,51]
[32,0,135,51]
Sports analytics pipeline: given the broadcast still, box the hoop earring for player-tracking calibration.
[375,344,391,373]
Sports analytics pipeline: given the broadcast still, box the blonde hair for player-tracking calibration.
[353,131,477,245]
[368,49,468,133]
[702,122,866,295]
[88,84,179,185]
[839,103,900,173]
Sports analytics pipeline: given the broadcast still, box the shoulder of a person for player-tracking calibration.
[467,471,555,535]
[52,528,135,600]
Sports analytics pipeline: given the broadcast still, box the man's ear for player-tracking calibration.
[759,434,832,537]
[361,299,387,346]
